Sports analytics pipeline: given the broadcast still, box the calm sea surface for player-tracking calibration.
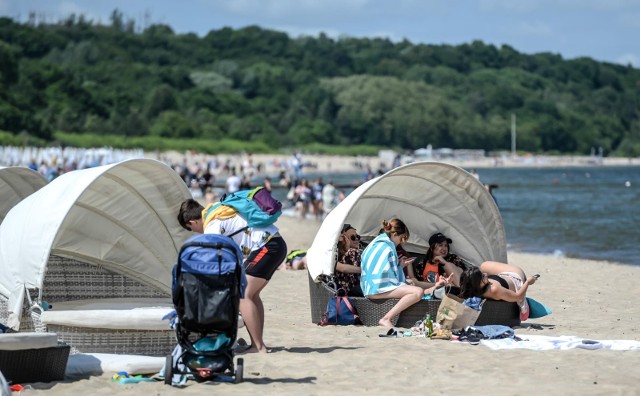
[272,166,640,266]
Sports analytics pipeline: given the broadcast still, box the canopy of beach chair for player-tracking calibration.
[0,167,47,224]
[0,159,191,328]
[307,161,507,281]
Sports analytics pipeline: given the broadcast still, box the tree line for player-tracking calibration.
[1,11,639,156]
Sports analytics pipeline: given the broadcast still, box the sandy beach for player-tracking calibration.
[22,214,639,396]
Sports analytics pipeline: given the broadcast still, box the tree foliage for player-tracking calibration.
[0,14,639,155]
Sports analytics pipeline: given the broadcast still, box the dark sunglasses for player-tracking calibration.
[349,234,360,241]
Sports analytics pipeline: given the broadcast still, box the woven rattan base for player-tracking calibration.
[47,325,176,356]
[308,275,520,328]
[0,342,70,383]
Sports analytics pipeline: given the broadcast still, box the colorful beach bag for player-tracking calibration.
[319,295,361,326]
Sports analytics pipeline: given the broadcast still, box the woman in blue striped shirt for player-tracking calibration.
[360,219,423,328]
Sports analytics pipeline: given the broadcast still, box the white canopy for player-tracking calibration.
[0,159,192,328]
[0,167,47,224]
[307,161,507,281]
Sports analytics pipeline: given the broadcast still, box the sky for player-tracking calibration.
[2,0,639,67]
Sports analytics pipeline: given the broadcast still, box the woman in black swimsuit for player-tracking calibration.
[459,261,538,321]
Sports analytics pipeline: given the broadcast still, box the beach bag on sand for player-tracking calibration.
[319,295,361,326]
[436,294,482,330]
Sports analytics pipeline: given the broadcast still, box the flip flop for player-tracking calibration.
[233,337,250,352]
[379,328,400,337]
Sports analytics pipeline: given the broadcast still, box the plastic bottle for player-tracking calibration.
[425,314,433,337]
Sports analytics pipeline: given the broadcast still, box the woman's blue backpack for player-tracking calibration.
[318,295,361,326]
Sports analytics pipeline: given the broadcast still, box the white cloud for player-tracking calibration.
[616,53,640,67]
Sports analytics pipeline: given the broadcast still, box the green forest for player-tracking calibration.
[1,11,640,156]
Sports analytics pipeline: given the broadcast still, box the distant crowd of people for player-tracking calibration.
[0,146,144,181]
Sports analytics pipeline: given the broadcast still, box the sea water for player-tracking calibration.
[278,165,640,266]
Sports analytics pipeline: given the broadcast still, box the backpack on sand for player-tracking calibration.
[319,294,362,326]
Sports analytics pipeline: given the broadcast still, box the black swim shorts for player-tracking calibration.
[244,236,287,280]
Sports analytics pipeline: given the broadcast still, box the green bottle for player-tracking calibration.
[425,314,433,337]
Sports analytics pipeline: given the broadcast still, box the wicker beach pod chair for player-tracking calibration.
[0,159,193,356]
[306,161,520,328]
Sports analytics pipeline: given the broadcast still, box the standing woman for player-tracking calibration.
[360,219,423,328]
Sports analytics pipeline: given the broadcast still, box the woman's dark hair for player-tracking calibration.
[459,266,490,299]
[337,223,354,256]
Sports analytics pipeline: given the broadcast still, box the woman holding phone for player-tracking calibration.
[360,218,423,328]
[459,261,538,321]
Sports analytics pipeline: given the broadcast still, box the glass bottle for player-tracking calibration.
[425,314,433,337]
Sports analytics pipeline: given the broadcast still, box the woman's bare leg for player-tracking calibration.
[368,285,423,327]
[239,275,269,353]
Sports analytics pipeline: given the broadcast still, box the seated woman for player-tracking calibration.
[319,224,364,296]
[360,219,423,328]
[459,261,538,321]
[407,232,468,294]
[333,224,364,297]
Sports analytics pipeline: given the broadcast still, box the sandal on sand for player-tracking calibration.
[233,338,250,352]
[379,328,401,338]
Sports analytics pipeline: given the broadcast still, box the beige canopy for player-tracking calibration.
[0,167,47,224]
[307,161,507,281]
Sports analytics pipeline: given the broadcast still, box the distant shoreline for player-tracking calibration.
[149,150,640,175]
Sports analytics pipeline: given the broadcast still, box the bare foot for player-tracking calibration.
[237,345,269,354]
[379,318,393,328]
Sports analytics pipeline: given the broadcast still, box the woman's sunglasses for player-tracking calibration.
[349,234,360,241]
